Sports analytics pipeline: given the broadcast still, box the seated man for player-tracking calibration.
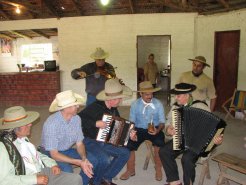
[0,106,82,185]
[159,83,223,185]
[78,78,136,185]
[120,81,165,181]
[41,90,97,185]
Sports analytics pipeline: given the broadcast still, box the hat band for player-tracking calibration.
[58,99,77,107]
[105,90,123,97]
[174,88,192,91]
[3,115,27,123]
[139,87,155,91]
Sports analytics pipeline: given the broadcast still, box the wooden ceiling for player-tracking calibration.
[0,0,246,39]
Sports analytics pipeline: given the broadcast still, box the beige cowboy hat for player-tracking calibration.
[90,47,109,60]
[137,81,161,93]
[96,78,132,101]
[0,106,40,130]
[188,56,210,67]
[49,90,85,112]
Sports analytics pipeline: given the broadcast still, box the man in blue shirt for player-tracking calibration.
[120,81,165,181]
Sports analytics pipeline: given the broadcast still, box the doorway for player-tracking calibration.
[214,30,240,111]
[137,35,171,106]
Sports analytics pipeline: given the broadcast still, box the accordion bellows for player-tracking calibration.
[172,106,227,155]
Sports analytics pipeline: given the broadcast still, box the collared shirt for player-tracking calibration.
[130,98,165,129]
[144,62,159,84]
[178,71,216,101]
[41,111,84,151]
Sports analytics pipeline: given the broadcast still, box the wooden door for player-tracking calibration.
[214,30,240,111]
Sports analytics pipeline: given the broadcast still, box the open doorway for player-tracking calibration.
[137,35,171,106]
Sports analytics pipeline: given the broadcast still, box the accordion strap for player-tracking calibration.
[191,100,208,106]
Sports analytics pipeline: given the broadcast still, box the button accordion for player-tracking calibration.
[172,106,226,155]
[96,114,134,146]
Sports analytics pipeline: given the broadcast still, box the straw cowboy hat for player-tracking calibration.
[137,81,161,93]
[188,56,210,67]
[49,90,85,112]
[96,78,132,101]
[90,47,109,60]
[0,106,40,130]
[170,83,196,95]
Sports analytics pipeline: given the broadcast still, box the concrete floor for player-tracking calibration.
[0,97,245,185]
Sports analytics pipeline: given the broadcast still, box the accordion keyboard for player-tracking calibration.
[172,109,182,150]
[96,114,113,142]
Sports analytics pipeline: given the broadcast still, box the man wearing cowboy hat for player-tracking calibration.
[159,83,223,185]
[0,106,82,185]
[41,90,97,185]
[71,47,116,106]
[78,78,136,185]
[120,81,165,181]
[178,56,217,112]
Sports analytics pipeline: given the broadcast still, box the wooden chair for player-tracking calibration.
[143,140,154,170]
[222,89,246,121]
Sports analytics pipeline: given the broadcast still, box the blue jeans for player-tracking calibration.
[45,148,98,185]
[83,138,130,183]
[86,94,97,106]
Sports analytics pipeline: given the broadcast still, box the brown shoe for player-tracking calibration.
[101,179,117,185]
[119,170,135,180]
[155,169,162,181]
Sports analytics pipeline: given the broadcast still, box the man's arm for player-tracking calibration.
[210,97,216,112]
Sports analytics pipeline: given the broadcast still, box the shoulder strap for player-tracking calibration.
[191,100,208,106]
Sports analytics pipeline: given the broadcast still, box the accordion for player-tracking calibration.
[96,114,134,146]
[172,106,226,155]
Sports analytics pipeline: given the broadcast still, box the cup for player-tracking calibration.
[148,123,155,133]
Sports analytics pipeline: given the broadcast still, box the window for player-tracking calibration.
[21,43,53,67]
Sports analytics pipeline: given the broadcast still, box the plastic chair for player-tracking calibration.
[222,89,246,120]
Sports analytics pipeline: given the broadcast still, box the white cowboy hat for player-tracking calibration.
[137,81,161,93]
[49,90,85,112]
[0,106,40,130]
[90,47,109,60]
[96,78,132,101]
[188,56,210,67]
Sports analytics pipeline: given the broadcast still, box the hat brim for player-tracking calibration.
[137,87,161,93]
[0,111,40,130]
[96,85,132,101]
[49,93,85,112]
[188,58,210,67]
[90,52,109,60]
[170,86,196,95]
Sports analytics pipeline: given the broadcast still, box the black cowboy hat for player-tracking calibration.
[170,83,196,95]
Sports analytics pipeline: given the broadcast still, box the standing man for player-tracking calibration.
[159,83,223,185]
[0,106,82,185]
[78,78,135,185]
[120,81,165,181]
[178,56,217,111]
[71,47,116,106]
[41,90,97,185]
[144,53,159,88]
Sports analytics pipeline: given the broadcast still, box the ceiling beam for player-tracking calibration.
[163,0,190,11]
[217,0,230,9]
[42,0,61,18]
[31,29,50,39]
[71,0,84,15]
[0,33,15,40]
[8,30,32,39]
[129,0,134,14]
[0,9,11,20]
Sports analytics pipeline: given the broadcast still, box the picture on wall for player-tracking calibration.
[1,38,12,57]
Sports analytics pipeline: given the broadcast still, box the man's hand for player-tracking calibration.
[77,71,87,79]
[37,174,48,185]
[166,125,175,136]
[130,130,137,141]
[96,120,107,128]
[51,165,61,175]
[213,134,223,145]
[80,159,94,178]
[148,127,158,135]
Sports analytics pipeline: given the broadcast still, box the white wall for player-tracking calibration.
[1,10,245,105]
[196,9,246,90]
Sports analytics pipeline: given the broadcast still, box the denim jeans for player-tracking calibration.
[45,148,98,185]
[83,138,130,183]
[86,94,97,106]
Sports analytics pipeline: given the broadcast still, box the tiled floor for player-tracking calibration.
[0,97,245,185]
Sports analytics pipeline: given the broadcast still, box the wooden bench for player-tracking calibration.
[212,153,246,185]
